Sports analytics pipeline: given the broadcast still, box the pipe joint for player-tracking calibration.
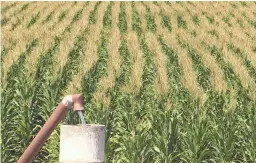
[61,94,84,111]
[72,94,84,111]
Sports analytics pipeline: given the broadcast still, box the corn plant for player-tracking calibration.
[27,12,40,28]
[202,42,243,89]
[150,98,182,162]
[152,1,159,6]
[212,113,240,162]
[42,11,54,24]
[137,37,158,136]
[63,2,89,33]
[177,15,187,29]
[55,28,89,100]
[179,111,216,162]
[58,10,67,22]
[5,39,38,90]
[64,8,85,33]
[192,15,200,25]
[115,40,131,88]
[248,19,256,29]
[30,37,60,132]
[240,2,247,7]
[160,10,172,32]
[11,17,22,31]
[82,1,113,101]
[240,106,256,161]
[165,1,172,6]
[1,47,9,61]
[81,7,113,143]
[82,32,109,102]
[118,2,127,34]
[139,37,157,102]
[176,36,213,91]
[223,15,232,27]
[158,35,197,123]
[1,39,38,162]
[72,9,83,23]
[105,38,132,161]
[208,30,219,39]
[142,3,157,33]
[131,2,142,36]
[103,2,113,29]
[1,2,17,14]
[27,37,61,162]
[2,72,35,162]
[203,12,215,24]
[158,36,182,93]
[20,3,29,12]
[227,44,256,83]
[89,2,101,24]
[1,17,9,26]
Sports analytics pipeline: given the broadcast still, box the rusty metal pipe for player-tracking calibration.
[17,94,84,163]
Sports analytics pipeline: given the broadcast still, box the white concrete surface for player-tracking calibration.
[59,124,105,163]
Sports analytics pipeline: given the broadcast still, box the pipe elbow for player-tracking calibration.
[61,94,84,111]
[72,94,84,111]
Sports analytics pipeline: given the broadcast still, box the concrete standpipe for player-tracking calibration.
[59,124,105,163]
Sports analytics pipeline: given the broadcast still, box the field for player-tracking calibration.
[1,1,256,162]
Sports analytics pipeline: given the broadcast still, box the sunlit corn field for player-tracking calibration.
[1,1,256,162]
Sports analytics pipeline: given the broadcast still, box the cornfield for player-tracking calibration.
[1,1,256,162]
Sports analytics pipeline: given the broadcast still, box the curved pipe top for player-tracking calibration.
[72,94,84,111]
[62,94,84,111]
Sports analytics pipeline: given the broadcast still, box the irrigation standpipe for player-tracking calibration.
[17,94,84,163]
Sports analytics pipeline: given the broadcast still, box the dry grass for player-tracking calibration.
[145,32,168,95]
[63,2,109,95]
[159,2,205,98]
[193,2,256,89]
[10,3,74,79]
[171,2,228,92]
[2,1,256,101]
[51,2,88,75]
[136,2,147,32]
[1,2,26,18]
[25,3,67,75]
[3,2,46,33]
[183,2,256,99]
[144,3,169,95]
[162,2,256,93]
[2,2,54,76]
[166,33,205,98]
[121,2,143,93]
[124,2,132,34]
[136,2,169,95]
[94,2,121,104]
[122,32,143,93]
[2,2,36,25]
